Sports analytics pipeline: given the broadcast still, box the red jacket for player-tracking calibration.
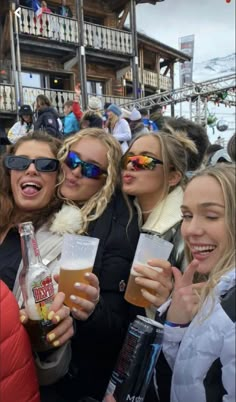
[0,281,40,402]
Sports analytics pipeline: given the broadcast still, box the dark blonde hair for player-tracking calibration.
[186,164,235,313]
[58,128,122,233]
[126,126,198,199]
[0,131,62,234]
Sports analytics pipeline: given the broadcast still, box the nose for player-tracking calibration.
[25,162,38,175]
[126,160,135,171]
[183,216,205,237]
[71,164,83,178]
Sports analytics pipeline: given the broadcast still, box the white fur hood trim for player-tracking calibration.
[50,204,83,235]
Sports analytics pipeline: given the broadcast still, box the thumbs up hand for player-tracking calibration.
[166,260,205,325]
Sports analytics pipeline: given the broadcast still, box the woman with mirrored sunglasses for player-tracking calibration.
[0,131,100,402]
[121,127,198,402]
[37,127,143,402]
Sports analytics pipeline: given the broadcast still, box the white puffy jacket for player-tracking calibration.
[162,269,235,402]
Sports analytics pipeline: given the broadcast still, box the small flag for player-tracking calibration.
[32,0,42,17]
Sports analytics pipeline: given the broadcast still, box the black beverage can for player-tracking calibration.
[105,315,164,402]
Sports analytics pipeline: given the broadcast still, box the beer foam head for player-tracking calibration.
[61,258,92,270]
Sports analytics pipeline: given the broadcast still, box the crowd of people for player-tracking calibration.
[0,89,235,402]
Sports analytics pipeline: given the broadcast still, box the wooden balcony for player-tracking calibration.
[19,7,133,56]
[0,84,131,115]
[125,68,173,91]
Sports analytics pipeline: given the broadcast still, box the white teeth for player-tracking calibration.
[22,182,41,190]
[192,245,216,252]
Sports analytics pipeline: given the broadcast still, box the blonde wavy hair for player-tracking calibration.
[186,163,235,314]
[57,128,122,233]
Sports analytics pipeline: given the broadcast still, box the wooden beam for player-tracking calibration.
[163,64,170,76]
[117,3,130,29]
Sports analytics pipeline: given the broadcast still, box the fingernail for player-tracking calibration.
[70,295,77,301]
[20,315,26,323]
[53,340,60,347]
[74,282,80,288]
[85,273,90,278]
[72,307,78,313]
[47,333,56,342]
[48,311,55,320]
[54,315,60,323]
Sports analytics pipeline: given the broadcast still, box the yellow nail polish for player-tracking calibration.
[53,340,60,347]
[20,315,26,323]
[54,315,60,323]
[47,333,56,342]
[48,311,55,320]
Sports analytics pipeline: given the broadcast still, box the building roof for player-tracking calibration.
[138,31,191,62]
[110,0,164,12]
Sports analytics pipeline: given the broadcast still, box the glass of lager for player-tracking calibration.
[58,234,99,309]
[124,232,173,308]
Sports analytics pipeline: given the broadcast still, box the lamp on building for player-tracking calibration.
[123,79,126,87]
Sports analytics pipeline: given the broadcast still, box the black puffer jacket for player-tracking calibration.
[34,107,61,138]
[50,191,143,402]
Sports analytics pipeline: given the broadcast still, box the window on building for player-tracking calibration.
[21,72,42,88]
[87,80,104,96]
[21,71,72,90]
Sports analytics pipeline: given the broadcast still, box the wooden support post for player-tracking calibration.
[76,0,87,110]
[130,0,139,99]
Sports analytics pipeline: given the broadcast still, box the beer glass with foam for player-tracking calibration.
[124,232,173,308]
[58,234,99,309]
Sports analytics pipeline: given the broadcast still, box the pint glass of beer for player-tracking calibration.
[124,233,173,308]
[58,234,99,309]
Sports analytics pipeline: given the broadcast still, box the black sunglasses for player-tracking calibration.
[64,151,107,179]
[4,155,59,172]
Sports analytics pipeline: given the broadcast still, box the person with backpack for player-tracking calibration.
[34,95,62,138]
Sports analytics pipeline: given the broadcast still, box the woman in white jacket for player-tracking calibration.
[8,104,33,143]
[162,163,235,402]
[106,104,131,153]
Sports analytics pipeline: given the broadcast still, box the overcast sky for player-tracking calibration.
[136,0,235,62]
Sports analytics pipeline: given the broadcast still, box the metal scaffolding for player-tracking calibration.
[120,74,236,113]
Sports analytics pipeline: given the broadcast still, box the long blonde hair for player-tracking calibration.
[57,128,122,233]
[187,163,235,312]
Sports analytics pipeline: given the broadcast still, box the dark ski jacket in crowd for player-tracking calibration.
[34,106,61,138]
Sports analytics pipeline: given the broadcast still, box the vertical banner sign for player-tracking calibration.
[179,35,195,87]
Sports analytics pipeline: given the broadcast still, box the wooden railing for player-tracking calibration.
[125,68,172,91]
[19,7,132,55]
[0,84,16,112]
[0,85,131,114]
[22,87,75,114]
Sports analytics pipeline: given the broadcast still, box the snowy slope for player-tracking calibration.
[193,53,235,82]
[171,53,236,145]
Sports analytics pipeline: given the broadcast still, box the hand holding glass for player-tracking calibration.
[124,233,173,308]
[58,234,99,309]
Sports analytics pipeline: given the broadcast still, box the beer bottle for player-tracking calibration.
[18,221,55,352]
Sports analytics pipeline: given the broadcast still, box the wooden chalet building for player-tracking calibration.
[0,0,190,128]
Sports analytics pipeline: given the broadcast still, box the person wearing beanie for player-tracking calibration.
[107,104,132,153]
[88,96,102,113]
[129,107,149,138]
[8,104,34,144]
